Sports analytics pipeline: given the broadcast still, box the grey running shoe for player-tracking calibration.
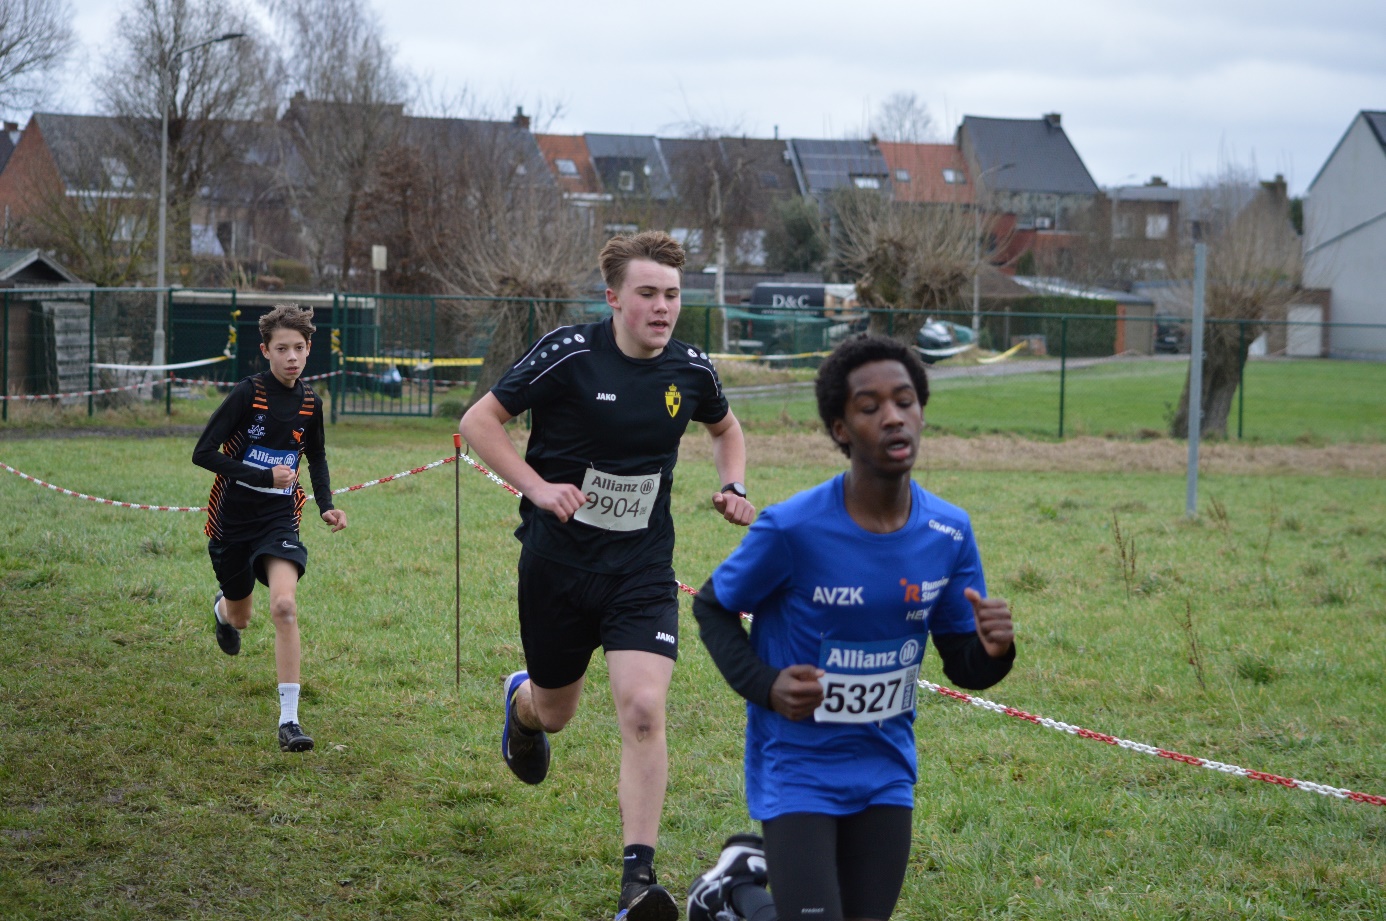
[212,590,240,656]
[278,721,314,753]
[501,670,550,784]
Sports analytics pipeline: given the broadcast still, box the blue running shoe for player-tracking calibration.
[501,670,550,785]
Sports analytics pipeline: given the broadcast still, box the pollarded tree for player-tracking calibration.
[1169,172,1301,438]
[830,186,983,341]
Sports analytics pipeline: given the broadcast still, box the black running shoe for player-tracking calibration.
[278,721,314,753]
[687,833,768,921]
[212,590,240,656]
[616,880,679,921]
[501,670,550,785]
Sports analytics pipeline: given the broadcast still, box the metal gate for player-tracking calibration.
[330,293,438,418]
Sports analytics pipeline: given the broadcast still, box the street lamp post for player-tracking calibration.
[153,31,245,369]
[971,162,1014,333]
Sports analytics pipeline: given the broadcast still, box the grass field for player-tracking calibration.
[729,357,1386,443]
[1,412,1385,920]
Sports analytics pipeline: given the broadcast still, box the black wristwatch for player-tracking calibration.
[720,482,747,499]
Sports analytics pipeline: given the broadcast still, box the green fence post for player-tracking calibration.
[2,291,9,422]
[428,295,437,417]
[1058,315,1068,438]
[1236,320,1245,440]
[88,289,96,417]
[330,293,339,425]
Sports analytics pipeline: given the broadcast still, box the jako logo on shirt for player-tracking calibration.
[928,519,964,541]
[656,632,675,644]
[812,586,864,606]
[596,392,616,401]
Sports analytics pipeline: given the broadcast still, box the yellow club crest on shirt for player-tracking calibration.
[665,384,682,418]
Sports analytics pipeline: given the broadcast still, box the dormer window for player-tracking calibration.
[618,170,635,192]
[851,175,882,190]
[942,169,965,184]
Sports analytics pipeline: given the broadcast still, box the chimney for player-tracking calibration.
[512,106,530,130]
[3,122,17,132]
[1043,112,1061,129]
[1147,175,1167,187]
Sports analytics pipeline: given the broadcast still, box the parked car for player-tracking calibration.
[1154,315,1188,354]
[914,318,975,363]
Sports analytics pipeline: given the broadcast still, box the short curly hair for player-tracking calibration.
[599,230,686,291]
[258,303,315,345]
[814,334,930,456]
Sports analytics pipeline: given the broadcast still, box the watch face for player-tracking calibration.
[723,482,746,498]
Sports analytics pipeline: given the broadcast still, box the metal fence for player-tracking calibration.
[4,287,1383,443]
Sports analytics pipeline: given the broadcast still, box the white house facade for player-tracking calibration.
[1303,110,1386,359]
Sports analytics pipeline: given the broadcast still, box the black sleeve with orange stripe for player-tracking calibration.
[300,386,334,514]
[191,379,274,488]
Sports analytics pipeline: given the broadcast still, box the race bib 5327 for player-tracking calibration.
[814,634,925,724]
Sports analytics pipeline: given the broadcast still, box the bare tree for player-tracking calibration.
[407,119,596,405]
[1169,173,1301,438]
[96,0,275,280]
[267,0,410,288]
[831,187,981,340]
[14,117,156,285]
[868,92,936,143]
[0,0,76,116]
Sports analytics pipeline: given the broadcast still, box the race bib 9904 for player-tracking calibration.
[814,635,925,724]
[573,467,658,532]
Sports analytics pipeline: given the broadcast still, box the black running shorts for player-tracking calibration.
[761,806,913,921]
[517,549,679,689]
[208,530,307,601]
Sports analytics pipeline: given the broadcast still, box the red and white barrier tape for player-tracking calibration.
[460,450,1385,808]
[0,460,206,511]
[0,382,147,402]
[1,454,461,513]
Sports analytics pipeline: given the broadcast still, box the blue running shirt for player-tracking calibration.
[710,474,984,820]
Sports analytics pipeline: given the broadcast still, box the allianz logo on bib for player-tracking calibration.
[245,445,296,467]
[812,585,864,606]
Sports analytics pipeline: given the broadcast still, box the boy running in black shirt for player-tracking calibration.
[460,231,755,920]
[192,303,347,752]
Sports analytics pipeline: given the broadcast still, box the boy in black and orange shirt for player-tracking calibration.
[192,303,347,752]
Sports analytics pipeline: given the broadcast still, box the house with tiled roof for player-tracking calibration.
[876,141,973,206]
[584,133,676,201]
[534,133,608,207]
[1303,110,1386,358]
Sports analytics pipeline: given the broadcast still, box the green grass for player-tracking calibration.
[1,421,1385,920]
[731,358,1386,443]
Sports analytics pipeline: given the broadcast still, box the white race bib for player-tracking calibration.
[814,635,924,724]
[238,444,298,496]
[573,467,658,532]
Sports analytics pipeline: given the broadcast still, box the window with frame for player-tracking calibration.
[618,170,635,192]
[851,175,882,190]
[942,168,966,184]
[1145,214,1170,239]
[895,169,910,182]
[555,158,578,176]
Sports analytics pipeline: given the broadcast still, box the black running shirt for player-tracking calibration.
[489,317,729,574]
[194,372,334,542]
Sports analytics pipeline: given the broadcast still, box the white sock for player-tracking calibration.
[278,683,300,726]
[214,596,228,625]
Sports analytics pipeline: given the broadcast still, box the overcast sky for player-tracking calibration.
[49,0,1386,196]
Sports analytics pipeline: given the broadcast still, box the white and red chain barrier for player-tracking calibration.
[0,454,461,513]
[4,444,1381,808]
[456,451,1386,809]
